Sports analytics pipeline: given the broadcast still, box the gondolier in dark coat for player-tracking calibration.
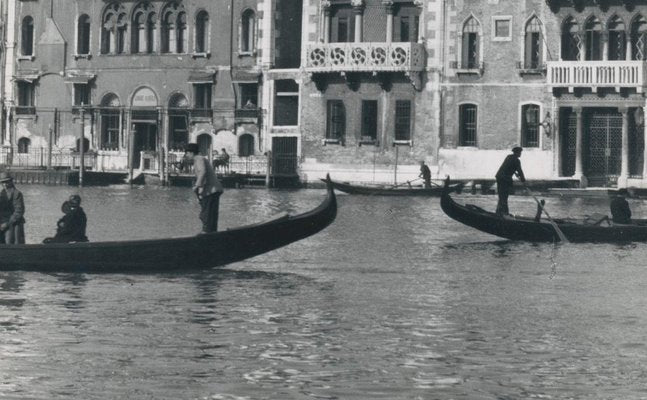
[495,147,526,216]
[419,161,432,189]
[43,195,88,243]
[185,143,224,233]
[610,189,632,224]
[0,172,25,244]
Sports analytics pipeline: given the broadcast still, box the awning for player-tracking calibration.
[231,69,261,82]
[64,73,96,84]
[187,71,216,83]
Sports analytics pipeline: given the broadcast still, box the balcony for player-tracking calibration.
[547,61,647,92]
[305,42,425,73]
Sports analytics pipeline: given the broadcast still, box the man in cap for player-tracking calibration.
[43,195,88,243]
[419,161,432,189]
[495,146,526,216]
[184,143,224,233]
[0,172,25,244]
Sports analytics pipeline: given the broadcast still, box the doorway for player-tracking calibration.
[132,122,157,169]
[585,108,622,187]
[272,137,298,176]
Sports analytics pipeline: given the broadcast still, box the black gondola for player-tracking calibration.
[440,179,647,243]
[325,178,464,196]
[0,176,338,273]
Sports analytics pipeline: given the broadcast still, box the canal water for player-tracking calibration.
[1,185,647,399]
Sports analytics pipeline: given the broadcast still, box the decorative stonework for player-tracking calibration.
[305,42,425,72]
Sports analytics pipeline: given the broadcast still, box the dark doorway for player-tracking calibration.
[132,122,157,169]
[272,137,298,176]
[585,108,622,187]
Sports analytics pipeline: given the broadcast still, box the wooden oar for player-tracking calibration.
[390,177,422,189]
[523,183,569,243]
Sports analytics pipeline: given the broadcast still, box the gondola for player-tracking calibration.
[440,179,647,243]
[325,178,464,196]
[0,176,338,273]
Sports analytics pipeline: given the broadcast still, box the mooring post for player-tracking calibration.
[79,105,85,187]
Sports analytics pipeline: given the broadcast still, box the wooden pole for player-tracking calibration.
[129,123,135,186]
[79,106,85,187]
[265,150,272,188]
[47,123,52,170]
[394,144,399,185]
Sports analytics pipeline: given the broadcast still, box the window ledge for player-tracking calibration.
[74,54,92,60]
[358,138,379,146]
[393,140,412,146]
[322,138,344,146]
[17,55,35,61]
[518,68,546,76]
[14,113,37,121]
[97,148,121,154]
[238,50,257,58]
[192,52,211,59]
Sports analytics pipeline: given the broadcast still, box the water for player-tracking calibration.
[1,186,647,399]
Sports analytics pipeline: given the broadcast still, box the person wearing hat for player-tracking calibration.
[495,146,526,216]
[43,195,88,243]
[0,172,25,244]
[184,143,224,233]
[419,161,432,189]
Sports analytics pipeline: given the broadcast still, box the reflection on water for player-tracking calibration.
[0,187,646,398]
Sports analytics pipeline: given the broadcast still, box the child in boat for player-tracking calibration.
[43,195,89,243]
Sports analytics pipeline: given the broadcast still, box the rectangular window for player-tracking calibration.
[101,111,120,150]
[459,104,477,146]
[462,32,479,68]
[492,16,512,41]
[361,100,378,141]
[525,32,542,69]
[326,100,345,140]
[394,100,412,141]
[273,80,299,126]
[394,6,420,42]
[239,83,258,109]
[74,84,91,106]
[521,104,540,148]
[169,113,188,150]
[330,7,354,43]
[16,81,35,114]
[194,84,212,109]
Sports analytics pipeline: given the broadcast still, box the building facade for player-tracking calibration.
[1,0,270,181]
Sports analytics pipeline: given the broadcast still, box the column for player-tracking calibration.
[602,32,608,61]
[626,32,632,60]
[322,1,331,43]
[384,1,394,43]
[352,0,363,43]
[574,107,586,187]
[578,32,585,62]
[619,107,630,187]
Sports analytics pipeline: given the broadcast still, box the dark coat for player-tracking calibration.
[52,207,88,243]
[610,196,631,224]
[496,154,526,184]
[0,187,25,226]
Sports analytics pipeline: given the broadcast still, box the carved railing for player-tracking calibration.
[305,42,425,73]
[547,61,647,90]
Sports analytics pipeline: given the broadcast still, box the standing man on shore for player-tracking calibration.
[495,147,525,216]
[185,143,224,233]
[0,172,25,244]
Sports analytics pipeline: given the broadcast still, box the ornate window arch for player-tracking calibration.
[132,2,157,54]
[461,16,481,69]
[524,16,543,69]
[101,3,127,54]
[241,9,257,53]
[608,15,626,61]
[561,16,581,61]
[631,15,647,60]
[195,10,210,54]
[584,16,603,61]
[21,16,34,56]
[77,14,91,55]
[161,2,187,53]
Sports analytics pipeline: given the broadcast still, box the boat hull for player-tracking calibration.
[327,179,463,196]
[0,181,337,273]
[441,188,647,243]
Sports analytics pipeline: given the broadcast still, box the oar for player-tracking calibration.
[390,177,422,189]
[522,182,569,243]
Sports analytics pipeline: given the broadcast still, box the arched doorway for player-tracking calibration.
[238,134,254,156]
[131,87,159,169]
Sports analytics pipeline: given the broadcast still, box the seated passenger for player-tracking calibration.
[610,189,632,224]
[43,195,88,243]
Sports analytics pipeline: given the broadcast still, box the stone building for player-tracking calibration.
[1,0,269,181]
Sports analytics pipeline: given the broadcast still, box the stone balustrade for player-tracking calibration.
[305,42,425,73]
[547,61,647,92]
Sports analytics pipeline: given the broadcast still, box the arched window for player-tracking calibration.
[632,16,647,60]
[608,16,626,61]
[195,10,209,53]
[524,17,543,69]
[101,3,127,54]
[197,133,212,157]
[239,134,255,157]
[584,17,603,61]
[17,138,30,154]
[459,104,477,147]
[161,2,187,53]
[521,104,540,148]
[76,138,90,153]
[561,17,581,61]
[100,93,121,150]
[241,9,256,53]
[132,2,156,54]
[21,16,34,56]
[461,17,480,69]
[168,93,189,151]
[77,14,91,55]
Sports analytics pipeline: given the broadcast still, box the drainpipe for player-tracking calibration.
[229,0,239,142]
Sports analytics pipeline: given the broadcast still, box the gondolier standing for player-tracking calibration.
[419,161,432,189]
[0,172,25,244]
[185,143,224,233]
[495,147,526,216]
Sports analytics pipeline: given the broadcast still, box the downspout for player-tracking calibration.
[434,0,447,171]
